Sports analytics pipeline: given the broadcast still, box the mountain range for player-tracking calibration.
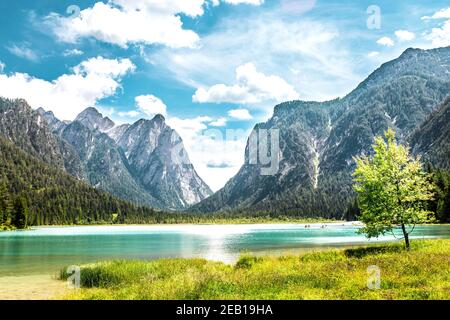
[1,99,212,210]
[0,46,449,218]
[192,46,450,218]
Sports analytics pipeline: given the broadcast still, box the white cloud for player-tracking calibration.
[45,0,206,48]
[426,20,450,47]
[118,110,141,118]
[167,115,248,191]
[376,36,395,47]
[167,116,211,138]
[367,51,380,58]
[191,130,246,191]
[6,43,39,61]
[280,0,316,13]
[209,117,227,127]
[422,7,450,20]
[212,0,264,5]
[422,8,450,48]
[228,108,253,120]
[135,94,168,118]
[0,61,5,73]
[150,13,359,104]
[395,30,415,41]
[74,56,135,77]
[193,63,299,104]
[0,56,135,120]
[62,48,84,56]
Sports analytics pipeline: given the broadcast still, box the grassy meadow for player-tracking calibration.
[60,239,450,300]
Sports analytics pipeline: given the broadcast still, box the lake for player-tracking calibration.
[1,223,449,276]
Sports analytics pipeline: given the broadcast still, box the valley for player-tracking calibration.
[0,45,449,302]
[1,47,449,227]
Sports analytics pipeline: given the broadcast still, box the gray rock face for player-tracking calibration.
[75,107,115,132]
[60,120,161,207]
[36,107,68,134]
[0,98,83,178]
[116,115,212,208]
[410,95,450,169]
[45,108,212,210]
[0,99,63,168]
[106,124,130,142]
[192,46,450,217]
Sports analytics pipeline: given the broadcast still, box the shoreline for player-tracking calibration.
[1,238,449,300]
[0,274,67,300]
[0,218,347,232]
[0,221,361,234]
[38,220,357,227]
[3,221,450,233]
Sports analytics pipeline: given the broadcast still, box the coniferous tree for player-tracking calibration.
[344,198,360,221]
[0,177,12,226]
[431,168,450,223]
[12,195,28,229]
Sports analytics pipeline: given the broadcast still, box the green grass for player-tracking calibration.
[59,239,450,300]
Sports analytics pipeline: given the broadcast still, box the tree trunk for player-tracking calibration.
[401,223,410,249]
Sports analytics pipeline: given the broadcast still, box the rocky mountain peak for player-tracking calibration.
[75,107,115,132]
[133,114,167,130]
[117,116,212,208]
[36,107,46,114]
[152,114,166,124]
[36,107,67,134]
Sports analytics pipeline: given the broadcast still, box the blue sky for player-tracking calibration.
[0,0,449,190]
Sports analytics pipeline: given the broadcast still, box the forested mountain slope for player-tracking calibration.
[0,136,161,225]
[0,98,83,178]
[192,46,450,218]
[410,95,450,169]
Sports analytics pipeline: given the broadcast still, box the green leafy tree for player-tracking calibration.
[353,129,436,249]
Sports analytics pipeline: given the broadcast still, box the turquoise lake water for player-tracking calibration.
[1,224,449,276]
